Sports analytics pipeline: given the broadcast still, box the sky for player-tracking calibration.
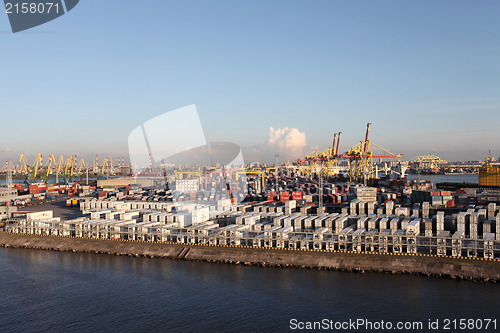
[0,0,499,164]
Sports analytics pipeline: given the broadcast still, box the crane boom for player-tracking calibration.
[331,133,338,157]
[336,132,342,157]
[363,123,371,153]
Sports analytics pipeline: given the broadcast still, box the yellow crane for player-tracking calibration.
[56,155,65,175]
[18,153,28,175]
[410,155,447,170]
[343,123,404,184]
[77,159,87,174]
[16,153,91,180]
[31,152,43,179]
[64,155,76,176]
[45,154,57,177]
[296,132,343,177]
[101,157,109,175]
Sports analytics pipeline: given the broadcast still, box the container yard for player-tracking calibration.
[1,128,499,277]
[4,192,500,260]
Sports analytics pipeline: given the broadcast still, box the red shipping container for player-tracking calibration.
[266,191,278,202]
[430,191,441,197]
[280,192,290,202]
[292,191,303,201]
[445,200,455,208]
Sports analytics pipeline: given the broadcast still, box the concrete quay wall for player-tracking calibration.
[0,233,498,282]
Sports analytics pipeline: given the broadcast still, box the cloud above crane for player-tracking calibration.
[243,127,307,163]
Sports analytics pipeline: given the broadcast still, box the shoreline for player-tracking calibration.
[0,232,498,283]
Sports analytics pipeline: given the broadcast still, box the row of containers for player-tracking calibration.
[411,190,455,208]
[11,182,97,196]
[410,188,500,207]
[264,191,399,205]
[96,186,240,204]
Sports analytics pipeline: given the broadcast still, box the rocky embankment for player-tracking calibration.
[0,233,498,282]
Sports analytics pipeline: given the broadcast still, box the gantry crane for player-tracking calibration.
[296,131,343,177]
[343,123,404,184]
[410,155,447,170]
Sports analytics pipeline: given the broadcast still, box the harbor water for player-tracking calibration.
[0,247,498,333]
[406,173,478,185]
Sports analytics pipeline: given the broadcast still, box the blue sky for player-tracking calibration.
[0,0,499,163]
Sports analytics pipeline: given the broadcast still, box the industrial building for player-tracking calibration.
[0,188,18,203]
[479,163,500,187]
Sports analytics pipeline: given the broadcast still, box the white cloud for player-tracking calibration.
[0,147,12,153]
[267,127,307,159]
[242,127,307,162]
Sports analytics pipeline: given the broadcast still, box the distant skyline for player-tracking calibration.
[1,0,499,163]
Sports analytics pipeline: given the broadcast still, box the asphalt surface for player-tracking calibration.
[20,195,85,220]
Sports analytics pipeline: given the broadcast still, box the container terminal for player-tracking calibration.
[1,123,500,264]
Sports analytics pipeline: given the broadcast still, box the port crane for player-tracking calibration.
[18,153,28,175]
[31,152,43,179]
[44,154,58,178]
[295,132,343,211]
[410,155,447,170]
[296,131,343,177]
[64,155,76,177]
[296,123,403,184]
[343,123,404,184]
[14,153,94,180]
[100,157,109,176]
[17,152,43,180]
[77,159,87,174]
